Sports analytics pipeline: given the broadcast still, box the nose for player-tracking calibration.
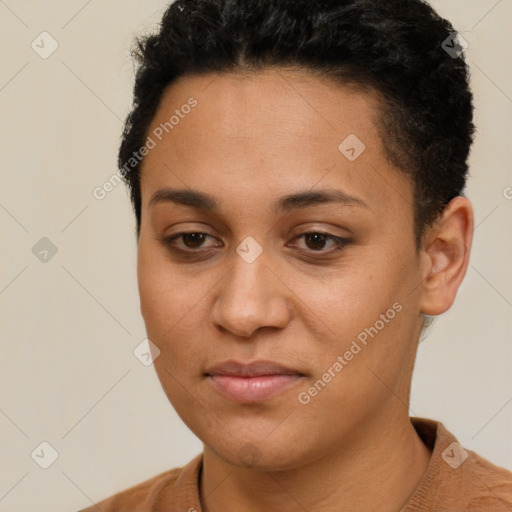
[210,252,292,338]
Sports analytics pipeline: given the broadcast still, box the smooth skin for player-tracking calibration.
[136,68,474,512]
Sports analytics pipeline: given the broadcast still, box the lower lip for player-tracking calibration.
[208,374,303,402]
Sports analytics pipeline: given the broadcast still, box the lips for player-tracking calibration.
[205,360,306,402]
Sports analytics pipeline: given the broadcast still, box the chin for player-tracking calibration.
[194,418,323,472]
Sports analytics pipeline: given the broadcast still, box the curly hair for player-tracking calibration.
[119,0,474,246]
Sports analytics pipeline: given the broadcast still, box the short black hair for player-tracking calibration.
[119,0,475,245]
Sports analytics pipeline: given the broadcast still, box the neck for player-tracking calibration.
[199,412,432,512]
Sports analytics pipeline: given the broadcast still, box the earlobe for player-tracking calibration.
[419,197,474,316]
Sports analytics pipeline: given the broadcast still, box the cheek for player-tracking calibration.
[301,259,398,328]
[138,238,192,325]
[304,251,419,368]
[137,243,201,355]
[137,255,208,412]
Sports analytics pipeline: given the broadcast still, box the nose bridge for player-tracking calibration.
[212,248,290,337]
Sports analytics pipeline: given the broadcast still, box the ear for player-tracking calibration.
[419,196,474,316]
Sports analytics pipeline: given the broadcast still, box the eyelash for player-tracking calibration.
[160,231,350,256]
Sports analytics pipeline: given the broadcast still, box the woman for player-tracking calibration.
[79,0,512,510]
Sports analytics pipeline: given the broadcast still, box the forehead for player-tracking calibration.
[139,68,414,220]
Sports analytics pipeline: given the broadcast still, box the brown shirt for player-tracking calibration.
[78,418,512,511]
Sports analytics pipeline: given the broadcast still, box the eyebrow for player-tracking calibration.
[148,187,368,214]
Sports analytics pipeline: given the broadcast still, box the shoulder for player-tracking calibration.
[435,421,512,508]
[406,418,512,511]
[76,468,181,512]
[464,448,512,509]
[76,454,202,512]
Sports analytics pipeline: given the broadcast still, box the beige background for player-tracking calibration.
[0,1,511,510]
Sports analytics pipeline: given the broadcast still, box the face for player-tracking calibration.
[137,68,427,470]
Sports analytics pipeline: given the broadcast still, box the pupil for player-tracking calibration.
[184,233,204,248]
[306,233,326,250]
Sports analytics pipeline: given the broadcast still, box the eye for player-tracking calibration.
[161,232,221,252]
[290,231,349,253]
